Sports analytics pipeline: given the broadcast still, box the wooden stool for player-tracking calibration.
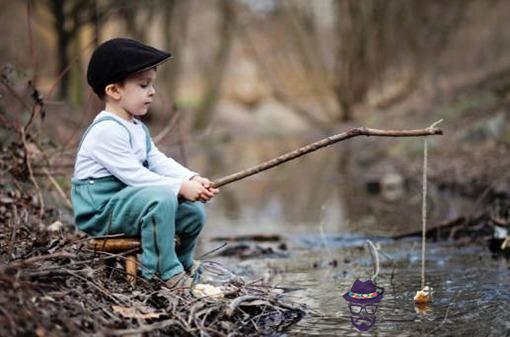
[88,237,141,284]
[88,236,181,285]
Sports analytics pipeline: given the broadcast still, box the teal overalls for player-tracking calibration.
[71,116,205,280]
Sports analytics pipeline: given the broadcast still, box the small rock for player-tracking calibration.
[0,197,14,204]
[47,221,64,232]
[381,173,404,201]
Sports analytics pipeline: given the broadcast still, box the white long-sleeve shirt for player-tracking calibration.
[73,110,197,195]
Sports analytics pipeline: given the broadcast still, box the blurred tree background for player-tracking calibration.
[2,0,508,129]
[1,0,510,222]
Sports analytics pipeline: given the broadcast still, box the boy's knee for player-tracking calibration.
[135,186,178,210]
[183,201,206,229]
[190,202,206,227]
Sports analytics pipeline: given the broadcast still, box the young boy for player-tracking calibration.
[71,37,219,288]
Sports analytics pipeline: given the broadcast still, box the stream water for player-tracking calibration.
[200,227,509,336]
[185,135,509,336]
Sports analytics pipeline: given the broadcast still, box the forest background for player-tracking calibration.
[2,0,510,253]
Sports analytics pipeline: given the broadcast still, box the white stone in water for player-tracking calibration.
[494,225,508,239]
[381,173,404,201]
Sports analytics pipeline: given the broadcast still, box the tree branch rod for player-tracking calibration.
[212,126,443,188]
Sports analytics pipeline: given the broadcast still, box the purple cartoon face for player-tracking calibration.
[343,279,384,332]
[349,303,378,331]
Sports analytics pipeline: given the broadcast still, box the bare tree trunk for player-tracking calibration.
[120,1,156,41]
[333,0,375,122]
[45,0,115,99]
[332,0,470,122]
[161,0,191,98]
[92,0,101,47]
[50,0,70,99]
[192,0,236,132]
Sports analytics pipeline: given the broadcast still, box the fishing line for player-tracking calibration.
[420,119,442,290]
[421,139,428,289]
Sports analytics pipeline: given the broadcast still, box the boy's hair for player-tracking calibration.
[96,80,125,100]
[87,37,171,98]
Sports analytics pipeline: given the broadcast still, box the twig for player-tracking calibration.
[212,126,443,188]
[104,318,182,336]
[46,39,98,100]
[429,119,444,129]
[23,81,44,133]
[0,111,21,130]
[3,252,76,270]
[47,91,95,163]
[197,242,228,259]
[442,291,460,323]
[66,270,124,305]
[20,127,45,219]
[376,248,398,284]
[429,290,462,334]
[365,240,380,281]
[177,115,188,166]
[319,223,332,257]
[153,105,181,144]
[501,236,510,250]
[226,295,269,317]
[7,205,19,262]
[0,79,33,113]
[40,166,72,209]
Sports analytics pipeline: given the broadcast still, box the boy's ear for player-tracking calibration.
[104,83,122,100]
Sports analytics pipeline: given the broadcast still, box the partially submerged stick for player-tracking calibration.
[212,125,443,188]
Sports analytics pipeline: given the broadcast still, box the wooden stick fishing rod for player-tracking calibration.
[211,125,443,189]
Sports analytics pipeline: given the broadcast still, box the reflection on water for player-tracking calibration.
[186,135,508,336]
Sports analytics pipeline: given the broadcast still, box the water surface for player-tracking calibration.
[187,135,509,336]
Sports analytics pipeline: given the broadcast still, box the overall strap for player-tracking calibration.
[77,116,133,153]
[140,122,152,158]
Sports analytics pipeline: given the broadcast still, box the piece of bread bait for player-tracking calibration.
[414,286,432,304]
[192,283,225,300]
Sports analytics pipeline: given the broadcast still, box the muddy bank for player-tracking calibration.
[0,145,305,336]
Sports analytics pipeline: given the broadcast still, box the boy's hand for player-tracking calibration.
[191,175,220,202]
[179,180,211,202]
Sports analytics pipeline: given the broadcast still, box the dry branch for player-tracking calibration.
[212,126,443,188]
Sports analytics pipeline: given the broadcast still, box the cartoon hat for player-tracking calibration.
[343,279,384,304]
[87,37,171,96]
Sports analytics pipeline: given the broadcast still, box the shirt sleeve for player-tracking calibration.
[146,139,198,181]
[86,122,185,195]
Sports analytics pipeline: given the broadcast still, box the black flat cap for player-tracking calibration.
[87,37,171,96]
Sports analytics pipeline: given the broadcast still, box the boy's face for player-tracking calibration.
[116,68,157,117]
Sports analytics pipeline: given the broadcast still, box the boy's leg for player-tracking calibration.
[99,185,185,280]
[174,201,206,270]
